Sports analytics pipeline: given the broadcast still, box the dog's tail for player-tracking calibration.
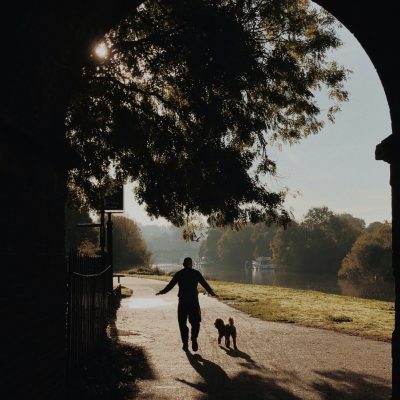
[228,317,234,325]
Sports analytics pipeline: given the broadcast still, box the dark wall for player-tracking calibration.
[0,2,133,398]
[315,2,400,128]
[316,2,399,395]
[1,130,67,397]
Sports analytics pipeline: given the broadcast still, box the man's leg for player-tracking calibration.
[188,302,201,351]
[178,302,189,350]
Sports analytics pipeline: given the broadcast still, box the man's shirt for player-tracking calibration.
[159,268,215,301]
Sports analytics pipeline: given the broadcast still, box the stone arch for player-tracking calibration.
[1,2,398,399]
[75,3,400,397]
[308,2,400,397]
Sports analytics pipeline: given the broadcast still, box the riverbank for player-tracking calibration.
[123,273,394,341]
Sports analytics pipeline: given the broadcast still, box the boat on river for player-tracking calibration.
[195,257,215,271]
[245,256,276,270]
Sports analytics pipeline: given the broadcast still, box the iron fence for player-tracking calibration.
[66,252,114,368]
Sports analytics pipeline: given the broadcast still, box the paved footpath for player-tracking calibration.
[114,277,391,400]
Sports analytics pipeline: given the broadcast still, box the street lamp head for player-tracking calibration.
[94,42,109,60]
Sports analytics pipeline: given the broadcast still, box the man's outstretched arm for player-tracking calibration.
[198,272,217,297]
[155,274,178,295]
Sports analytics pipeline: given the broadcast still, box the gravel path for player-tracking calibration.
[114,276,391,400]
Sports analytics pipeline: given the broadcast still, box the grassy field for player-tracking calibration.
[126,273,394,341]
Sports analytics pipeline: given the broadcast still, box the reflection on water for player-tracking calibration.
[155,263,395,301]
[337,279,394,301]
[202,266,394,302]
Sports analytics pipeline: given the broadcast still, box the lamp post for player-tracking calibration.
[104,185,124,292]
[106,212,113,292]
[100,198,106,256]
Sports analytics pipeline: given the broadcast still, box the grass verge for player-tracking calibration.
[135,274,394,342]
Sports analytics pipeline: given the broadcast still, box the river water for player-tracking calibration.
[154,263,395,302]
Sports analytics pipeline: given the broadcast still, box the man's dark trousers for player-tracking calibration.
[178,299,201,344]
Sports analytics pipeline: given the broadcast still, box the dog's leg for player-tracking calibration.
[226,335,230,348]
[218,334,223,344]
[233,334,238,350]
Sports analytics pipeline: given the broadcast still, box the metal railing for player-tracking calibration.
[66,252,114,368]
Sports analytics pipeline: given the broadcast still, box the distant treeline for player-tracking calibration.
[199,207,392,282]
[139,225,200,264]
[66,205,392,281]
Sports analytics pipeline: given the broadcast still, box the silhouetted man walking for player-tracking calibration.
[156,257,217,352]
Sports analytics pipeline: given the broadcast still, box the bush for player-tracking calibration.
[126,265,166,276]
[338,222,392,282]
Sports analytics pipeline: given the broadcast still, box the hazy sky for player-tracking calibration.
[124,23,392,227]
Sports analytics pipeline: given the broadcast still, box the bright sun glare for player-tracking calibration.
[95,42,109,59]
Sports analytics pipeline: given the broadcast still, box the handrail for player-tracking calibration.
[71,264,112,278]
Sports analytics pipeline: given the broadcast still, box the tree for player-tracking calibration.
[113,216,152,270]
[271,207,364,274]
[199,223,276,266]
[339,222,392,281]
[67,0,349,229]
[199,229,224,261]
[271,220,305,268]
[337,213,366,232]
[302,206,333,230]
[217,225,255,266]
[251,223,277,258]
[366,221,383,232]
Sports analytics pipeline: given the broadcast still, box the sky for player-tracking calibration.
[124,22,392,227]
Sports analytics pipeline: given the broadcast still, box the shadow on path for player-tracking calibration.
[218,345,262,371]
[177,353,391,400]
[312,369,391,400]
[177,352,302,400]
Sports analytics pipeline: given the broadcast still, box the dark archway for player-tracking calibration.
[0,2,136,399]
[311,2,400,398]
[0,2,398,399]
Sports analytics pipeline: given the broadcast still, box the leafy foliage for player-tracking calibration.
[199,223,276,266]
[113,216,152,270]
[67,0,348,228]
[271,207,364,273]
[78,240,99,256]
[199,228,224,261]
[338,222,392,281]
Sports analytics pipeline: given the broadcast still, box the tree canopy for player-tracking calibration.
[338,222,392,282]
[113,216,152,270]
[67,0,348,228]
[199,207,392,282]
[199,222,276,266]
[271,207,364,273]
